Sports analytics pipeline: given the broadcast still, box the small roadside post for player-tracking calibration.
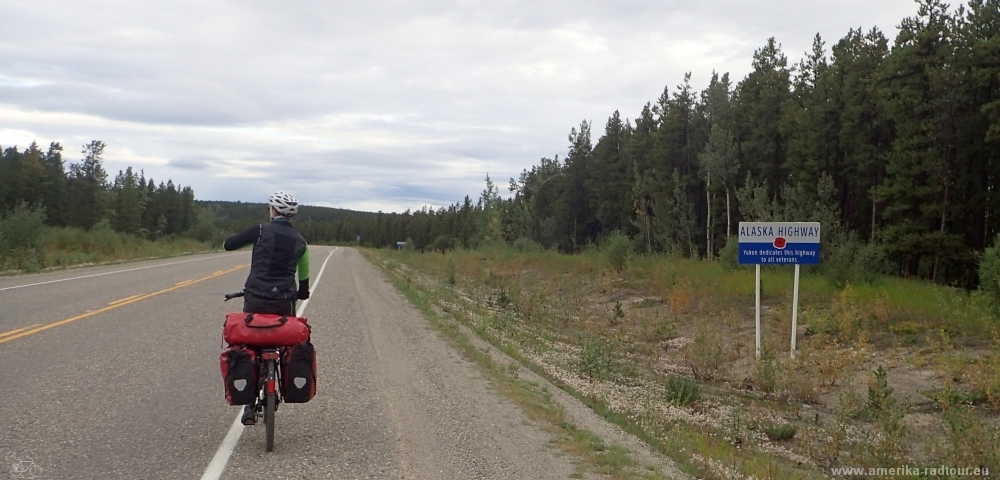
[738,222,821,358]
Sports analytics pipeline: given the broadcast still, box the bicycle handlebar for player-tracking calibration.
[224,291,245,301]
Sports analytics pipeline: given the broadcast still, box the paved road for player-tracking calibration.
[0,247,584,479]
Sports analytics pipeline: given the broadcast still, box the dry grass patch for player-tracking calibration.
[367,246,1000,478]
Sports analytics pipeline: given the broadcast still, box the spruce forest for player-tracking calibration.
[287,0,1000,289]
[0,140,202,271]
[0,141,197,237]
[3,0,1000,291]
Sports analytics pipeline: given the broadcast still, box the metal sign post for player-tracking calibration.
[791,264,800,358]
[738,222,821,358]
[755,264,761,357]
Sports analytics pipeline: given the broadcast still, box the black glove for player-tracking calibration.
[297,279,310,300]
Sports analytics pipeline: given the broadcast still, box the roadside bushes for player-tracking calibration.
[511,236,543,254]
[979,235,1000,305]
[823,234,892,287]
[602,231,632,272]
[433,235,457,253]
[0,203,47,272]
[0,202,215,274]
[718,235,739,271]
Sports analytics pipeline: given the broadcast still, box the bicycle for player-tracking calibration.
[9,457,42,479]
[225,291,283,452]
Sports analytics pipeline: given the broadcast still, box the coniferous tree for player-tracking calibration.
[39,143,67,226]
[831,28,892,240]
[553,121,595,251]
[111,167,144,234]
[734,38,792,199]
[66,140,109,230]
[876,0,961,278]
[588,111,631,233]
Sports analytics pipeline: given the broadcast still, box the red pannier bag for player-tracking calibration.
[220,346,257,405]
[281,341,317,403]
[223,312,310,347]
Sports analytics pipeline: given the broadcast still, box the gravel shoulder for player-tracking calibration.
[224,247,592,479]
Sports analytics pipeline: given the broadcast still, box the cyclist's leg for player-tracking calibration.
[242,404,257,425]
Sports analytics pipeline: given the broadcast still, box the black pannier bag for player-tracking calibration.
[281,341,316,403]
[220,346,257,405]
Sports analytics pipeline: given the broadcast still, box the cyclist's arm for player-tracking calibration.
[296,247,311,299]
[297,248,310,281]
[223,225,261,251]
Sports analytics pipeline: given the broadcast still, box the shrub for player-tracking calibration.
[935,404,1000,469]
[612,300,624,320]
[824,235,892,288]
[852,241,892,282]
[718,235,740,272]
[433,235,456,253]
[639,315,677,343]
[666,279,695,314]
[752,352,778,393]
[864,366,899,420]
[763,422,798,441]
[445,257,457,285]
[685,320,732,380]
[187,220,223,244]
[979,235,1000,304]
[512,236,543,254]
[0,203,48,271]
[602,231,632,272]
[579,336,617,380]
[664,375,700,406]
[0,203,47,251]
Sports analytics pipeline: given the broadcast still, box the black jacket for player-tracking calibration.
[224,218,308,301]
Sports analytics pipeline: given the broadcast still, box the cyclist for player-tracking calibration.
[224,191,310,424]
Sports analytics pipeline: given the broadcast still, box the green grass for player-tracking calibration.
[629,253,996,339]
[383,240,998,343]
[0,225,216,275]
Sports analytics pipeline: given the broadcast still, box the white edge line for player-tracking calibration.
[296,247,337,317]
[199,412,245,480]
[0,252,241,292]
[200,247,338,480]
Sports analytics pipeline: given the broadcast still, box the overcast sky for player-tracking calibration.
[1,0,931,212]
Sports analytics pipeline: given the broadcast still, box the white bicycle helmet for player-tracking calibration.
[269,191,299,217]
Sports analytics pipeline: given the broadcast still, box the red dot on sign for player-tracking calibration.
[774,237,786,249]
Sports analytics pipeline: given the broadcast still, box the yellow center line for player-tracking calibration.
[175,279,196,287]
[0,264,249,345]
[0,324,42,340]
[107,294,142,306]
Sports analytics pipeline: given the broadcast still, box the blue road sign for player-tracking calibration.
[738,222,821,265]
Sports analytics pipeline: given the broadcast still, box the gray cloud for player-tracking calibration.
[1,0,929,211]
[168,156,212,170]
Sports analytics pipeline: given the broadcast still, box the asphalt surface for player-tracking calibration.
[0,247,584,480]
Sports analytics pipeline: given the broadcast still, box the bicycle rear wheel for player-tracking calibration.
[265,360,276,452]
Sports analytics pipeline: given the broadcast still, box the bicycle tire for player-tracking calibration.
[265,360,276,452]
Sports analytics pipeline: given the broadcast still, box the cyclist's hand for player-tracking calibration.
[297,280,310,300]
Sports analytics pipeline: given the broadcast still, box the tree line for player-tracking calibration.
[0,140,198,239]
[5,0,997,289]
[285,0,1000,288]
